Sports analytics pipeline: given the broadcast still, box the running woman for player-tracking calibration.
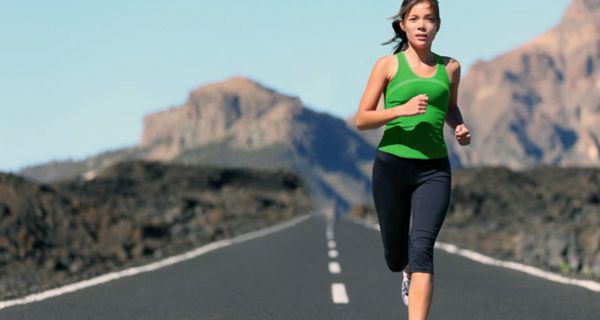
[355,1,471,319]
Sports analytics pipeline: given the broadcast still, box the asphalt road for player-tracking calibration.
[1,213,598,319]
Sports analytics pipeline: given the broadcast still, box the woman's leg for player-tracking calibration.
[371,151,415,272]
[408,272,434,319]
[407,160,451,320]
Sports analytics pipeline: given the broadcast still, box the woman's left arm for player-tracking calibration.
[445,58,471,146]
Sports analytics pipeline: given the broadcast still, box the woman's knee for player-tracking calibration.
[384,251,408,272]
[409,239,435,273]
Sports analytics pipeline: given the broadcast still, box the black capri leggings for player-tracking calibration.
[372,149,452,274]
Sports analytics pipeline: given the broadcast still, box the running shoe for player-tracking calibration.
[401,270,411,306]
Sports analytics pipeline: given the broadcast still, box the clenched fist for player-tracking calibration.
[398,94,428,117]
[455,124,471,146]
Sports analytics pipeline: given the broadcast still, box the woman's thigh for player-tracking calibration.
[410,163,452,244]
[371,151,415,253]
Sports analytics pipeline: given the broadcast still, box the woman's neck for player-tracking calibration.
[405,46,435,66]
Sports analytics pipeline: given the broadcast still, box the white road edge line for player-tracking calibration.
[328,249,339,259]
[331,283,349,304]
[0,213,313,310]
[349,217,600,293]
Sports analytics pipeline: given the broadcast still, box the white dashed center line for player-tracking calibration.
[326,228,334,240]
[331,283,349,304]
[329,262,341,274]
[327,240,336,249]
[326,218,350,304]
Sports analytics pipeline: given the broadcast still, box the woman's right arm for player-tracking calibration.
[355,57,427,130]
[355,56,403,131]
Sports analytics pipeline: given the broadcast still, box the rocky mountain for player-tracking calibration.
[18,76,376,217]
[0,161,312,300]
[452,0,600,169]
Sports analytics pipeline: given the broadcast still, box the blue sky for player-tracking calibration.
[0,0,572,172]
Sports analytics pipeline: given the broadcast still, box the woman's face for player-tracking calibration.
[400,2,439,49]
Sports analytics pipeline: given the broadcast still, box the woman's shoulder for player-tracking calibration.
[373,54,400,81]
[437,54,461,78]
[436,53,460,67]
[375,53,400,66]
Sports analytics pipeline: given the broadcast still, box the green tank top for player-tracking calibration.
[377,50,451,159]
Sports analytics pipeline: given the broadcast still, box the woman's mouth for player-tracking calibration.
[416,34,427,40]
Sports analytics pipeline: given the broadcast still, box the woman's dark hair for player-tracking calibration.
[382,0,441,54]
